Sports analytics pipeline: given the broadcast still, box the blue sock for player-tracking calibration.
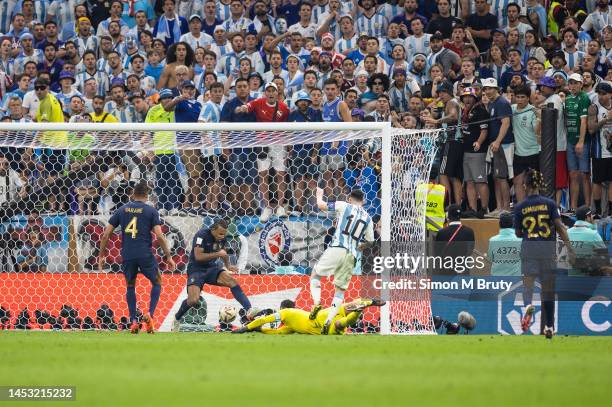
[231,285,251,310]
[126,286,137,322]
[174,299,192,321]
[149,285,161,317]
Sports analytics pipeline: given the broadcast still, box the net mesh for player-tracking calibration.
[0,123,439,334]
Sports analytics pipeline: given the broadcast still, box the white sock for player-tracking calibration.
[310,275,321,305]
[325,291,345,325]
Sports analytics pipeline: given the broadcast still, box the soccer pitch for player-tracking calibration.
[0,333,609,407]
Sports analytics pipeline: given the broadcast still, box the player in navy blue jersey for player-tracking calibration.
[98,181,176,334]
[513,170,575,339]
[171,219,255,331]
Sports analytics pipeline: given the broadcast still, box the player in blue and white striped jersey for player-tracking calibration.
[76,51,109,96]
[216,0,232,22]
[0,1,17,34]
[310,187,375,334]
[355,0,388,38]
[48,0,85,29]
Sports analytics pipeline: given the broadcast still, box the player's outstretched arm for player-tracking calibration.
[153,225,176,271]
[98,224,115,272]
[554,218,576,265]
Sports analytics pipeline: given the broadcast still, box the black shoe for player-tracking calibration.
[309,304,321,320]
[544,327,554,340]
[239,308,248,325]
[231,326,249,334]
[370,299,386,307]
[321,321,331,335]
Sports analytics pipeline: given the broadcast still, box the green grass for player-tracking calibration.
[0,332,610,407]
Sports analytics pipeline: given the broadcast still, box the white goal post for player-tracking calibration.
[0,121,440,334]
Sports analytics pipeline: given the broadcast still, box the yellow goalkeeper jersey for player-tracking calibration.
[266,308,348,335]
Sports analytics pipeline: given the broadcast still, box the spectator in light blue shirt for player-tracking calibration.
[488,212,522,276]
[567,206,607,276]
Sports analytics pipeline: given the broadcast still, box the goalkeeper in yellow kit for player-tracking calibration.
[232,298,385,335]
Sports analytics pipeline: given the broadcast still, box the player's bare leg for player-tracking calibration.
[172,285,201,332]
[275,170,287,217]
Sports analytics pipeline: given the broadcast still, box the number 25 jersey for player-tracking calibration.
[329,201,375,259]
[513,194,560,258]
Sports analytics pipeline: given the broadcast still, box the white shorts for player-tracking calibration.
[257,145,286,172]
[313,247,356,290]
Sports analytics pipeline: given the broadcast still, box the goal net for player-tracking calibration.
[0,122,440,334]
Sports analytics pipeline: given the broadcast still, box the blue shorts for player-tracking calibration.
[521,257,554,277]
[122,256,159,283]
[566,141,590,172]
[187,267,224,288]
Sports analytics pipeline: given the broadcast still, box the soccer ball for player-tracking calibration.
[219,305,237,323]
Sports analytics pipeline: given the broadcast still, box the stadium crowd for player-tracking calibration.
[0,0,610,226]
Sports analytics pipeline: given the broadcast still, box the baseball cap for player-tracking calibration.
[321,32,334,42]
[447,204,462,220]
[189,14,202,22]
[58,70,75,83]
[214,25,226,33]
[248,71,263,81]
[180,80,196,89]
[358,31,369,38]
[481,77,499,89]
[110,78,125,90]
[575,205,592,221]
[351,108,365,119]
[19,32,33,42]
[264,82,278,91]
[295,90,311,103]
[595,81,612,94]
[538,76,558,89]
[493,28,506,36]
[128,91,145,102]
[460,87,477,99]
[436,81,453,94]
[568,73,583,83]
[158,88,174,100]
[319,51,332,59]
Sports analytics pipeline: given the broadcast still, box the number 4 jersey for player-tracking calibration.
[108,201,162,261]
[329,201,375,260]
[513,194,560,259]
